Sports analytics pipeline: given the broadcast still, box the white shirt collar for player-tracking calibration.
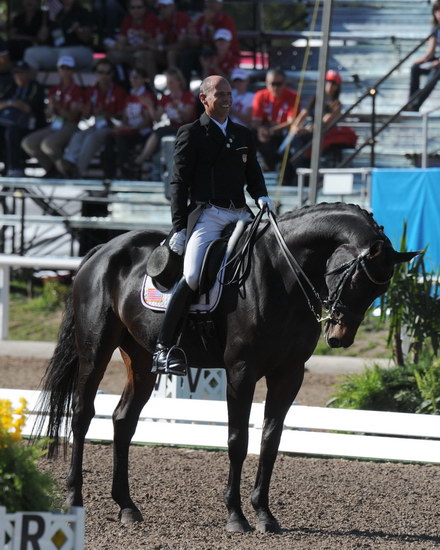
[210,116,228,135]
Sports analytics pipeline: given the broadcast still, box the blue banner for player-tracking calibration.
[371,168,440,272]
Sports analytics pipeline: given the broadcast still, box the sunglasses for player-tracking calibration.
[269,81,284,87]
[96,69,112,75]
[59,65,73,70]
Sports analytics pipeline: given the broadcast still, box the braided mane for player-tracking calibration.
[279,202,389,242]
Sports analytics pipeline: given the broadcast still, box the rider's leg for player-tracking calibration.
[152,206,250,375]
[151,276,195,376]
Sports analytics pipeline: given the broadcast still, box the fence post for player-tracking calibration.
[0,264,9,340]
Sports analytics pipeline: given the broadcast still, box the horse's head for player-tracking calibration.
[323,240,419,348]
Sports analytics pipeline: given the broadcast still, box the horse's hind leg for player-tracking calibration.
[112,339,156,523]
[67,330,121,508]
[251,366,304,533]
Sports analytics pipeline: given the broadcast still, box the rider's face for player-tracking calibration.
[200,77,232,123]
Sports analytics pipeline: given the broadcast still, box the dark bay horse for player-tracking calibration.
[36,202,417,534]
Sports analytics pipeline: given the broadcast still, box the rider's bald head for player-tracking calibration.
[200,75,228,97]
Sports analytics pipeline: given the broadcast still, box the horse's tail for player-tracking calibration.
[34,246,102,458]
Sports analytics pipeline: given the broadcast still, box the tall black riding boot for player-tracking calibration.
[151,277,195,376]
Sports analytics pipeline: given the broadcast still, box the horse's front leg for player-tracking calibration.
[112,345,156,523]
[251,365,305,533]
[224,363,256,533]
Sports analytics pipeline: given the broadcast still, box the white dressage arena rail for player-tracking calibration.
[0,254,82,340]
[2,388,440,464]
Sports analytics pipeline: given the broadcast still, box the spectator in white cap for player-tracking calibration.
[179,0,239,83]
[229,67,254,127]
[21,54,85,177]
[199,27,239,79]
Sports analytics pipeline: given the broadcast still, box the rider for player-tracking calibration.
[152,74,276,376]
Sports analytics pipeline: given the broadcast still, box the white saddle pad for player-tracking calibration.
[141,219,247,313]
[141,256,226,313]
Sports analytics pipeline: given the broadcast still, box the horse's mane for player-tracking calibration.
[278,202,390,243]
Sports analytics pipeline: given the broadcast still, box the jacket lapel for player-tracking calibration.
[200,112,226,146]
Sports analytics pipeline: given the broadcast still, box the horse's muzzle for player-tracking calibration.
[324,318,356,348]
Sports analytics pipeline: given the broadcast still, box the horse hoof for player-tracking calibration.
[118,508,143,523]
[256,518,281,534]
[225,519,252,533]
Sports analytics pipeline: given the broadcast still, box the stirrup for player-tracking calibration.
[151,345,188,376]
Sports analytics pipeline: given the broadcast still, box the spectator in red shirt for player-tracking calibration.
[200,27,239,79]
[106,0,157,85]
[21,55,84,177]
[154,0,192,72]
[56,59,126,178]
[110,67,157,178]
[133,67,195,174]
[195,0,239,55]
[179,0,239,84]
[251,67,300,171]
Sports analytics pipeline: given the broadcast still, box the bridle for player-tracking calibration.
[267,209,393,324]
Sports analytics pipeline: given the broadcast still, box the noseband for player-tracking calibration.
[267,209,392,324]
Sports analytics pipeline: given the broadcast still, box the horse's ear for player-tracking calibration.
[392,250,423,264]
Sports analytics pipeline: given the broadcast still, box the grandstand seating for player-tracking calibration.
[255,0,440,168]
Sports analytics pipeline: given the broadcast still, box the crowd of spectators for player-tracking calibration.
[0,0,366,183]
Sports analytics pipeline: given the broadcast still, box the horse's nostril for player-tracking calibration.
[327,337,342,348]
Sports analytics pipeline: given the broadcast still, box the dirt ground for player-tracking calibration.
[1,354,440,550]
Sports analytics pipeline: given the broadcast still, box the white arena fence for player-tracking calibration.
[2,388,440,464]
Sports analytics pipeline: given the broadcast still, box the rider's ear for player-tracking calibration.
[392,250,422,264]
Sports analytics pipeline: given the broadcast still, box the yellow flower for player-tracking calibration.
[0,397,28,443]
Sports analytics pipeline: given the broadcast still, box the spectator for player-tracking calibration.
[23,0,95,71]
[251,67,300,171]
[406,1,440,111]
[105,0,158,86]
[284,69,357,183]
[179,0,239,83]
[7,0,48,62]
[109,67,157,178]
[154,0,192,72]
[56,59,126,178]
[199,27,239,79]
[93,0,126,42]
[0,39,14,98]
[21,55,84,178]
[0,61,45,176]
[229,67,253,127]
[133,67,195,173]
[194,0,239,55]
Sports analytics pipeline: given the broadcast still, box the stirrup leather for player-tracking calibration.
[151,345,188,376]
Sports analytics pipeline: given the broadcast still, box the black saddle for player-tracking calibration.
[197,223,235,295]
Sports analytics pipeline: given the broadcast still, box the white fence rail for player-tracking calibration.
[0,254,82,340]
[3,388,440,464]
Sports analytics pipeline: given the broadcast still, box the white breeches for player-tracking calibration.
[183,205,252,291]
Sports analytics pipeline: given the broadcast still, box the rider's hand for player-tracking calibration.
[169,229,187,256]
[257,196,276,213]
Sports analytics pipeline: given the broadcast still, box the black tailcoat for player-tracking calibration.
[170,112,268,233]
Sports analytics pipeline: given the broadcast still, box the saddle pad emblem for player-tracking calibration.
[141,259,225,313]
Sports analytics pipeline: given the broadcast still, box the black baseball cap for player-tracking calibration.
[13,61,31,72]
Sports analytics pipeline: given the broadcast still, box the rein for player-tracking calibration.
[266,209,392,323]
